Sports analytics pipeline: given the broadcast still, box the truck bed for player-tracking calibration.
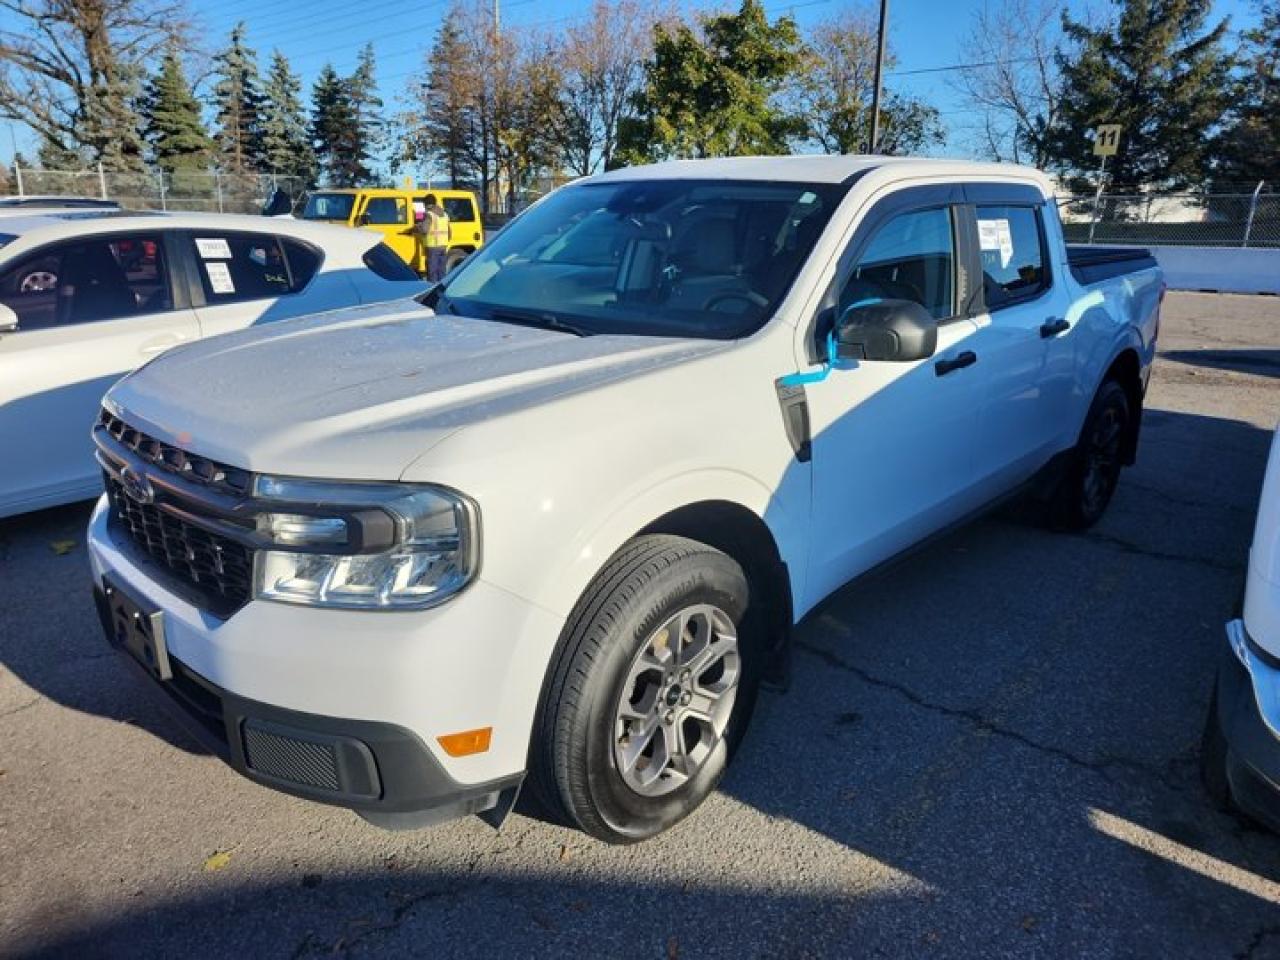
[1067,245,1158,286]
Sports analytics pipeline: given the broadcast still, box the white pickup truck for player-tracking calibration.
[87,157,1163,843]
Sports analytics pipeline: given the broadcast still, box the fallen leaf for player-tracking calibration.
[559,844,572,862]
[202,850,232,872]
[667,935,680,960]
[1021,915,1038,932]
[50,540,76,556]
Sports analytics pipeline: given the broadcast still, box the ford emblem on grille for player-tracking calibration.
[119,466,154,505]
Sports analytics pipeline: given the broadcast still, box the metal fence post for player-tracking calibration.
[97,162,107,199]
[157,170,167,211]
[13,160,23,197]
[1243,180,1265,248]
[215,172,224,213]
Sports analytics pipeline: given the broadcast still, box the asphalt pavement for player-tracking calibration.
[2,291,1279,959]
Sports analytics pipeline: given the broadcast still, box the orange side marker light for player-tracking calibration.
[437,727,492,757]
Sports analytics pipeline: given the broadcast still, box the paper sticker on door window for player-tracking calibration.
[977,218,1014,268]
[204,261,235,294]
[195,237,233,260]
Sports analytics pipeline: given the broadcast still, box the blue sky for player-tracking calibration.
[0,0,1266,167]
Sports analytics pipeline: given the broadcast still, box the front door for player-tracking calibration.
[802,203,989,609]
[0,232,198,515]
[360,195,418,271]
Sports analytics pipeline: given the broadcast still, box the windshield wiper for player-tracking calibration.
[487,308,592,338]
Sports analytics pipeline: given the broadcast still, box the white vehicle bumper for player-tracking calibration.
[86,495,565,826]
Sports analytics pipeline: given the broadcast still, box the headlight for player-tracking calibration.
[250,477,479,610]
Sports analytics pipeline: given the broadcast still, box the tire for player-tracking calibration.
[1050,379,1130,530]
[444,249,469,274]
[1201,683,1232,809]
[528,534,760,843]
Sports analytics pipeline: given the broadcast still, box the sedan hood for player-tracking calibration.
[107,300,723,480]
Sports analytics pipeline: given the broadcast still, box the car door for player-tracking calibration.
[802,192,991,608]
[361,195,417,268]
[961,188,1066,493]
[0,231,198,515]
[181,230,330,336]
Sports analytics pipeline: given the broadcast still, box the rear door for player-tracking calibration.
[443,195,482,250]
[0,230,198,513]
[180,230,331,336]
[961,185,1068,492]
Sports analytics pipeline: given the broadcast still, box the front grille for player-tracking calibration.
[98,408,250,497]
[106,473,254,612]
[242,724,342,792]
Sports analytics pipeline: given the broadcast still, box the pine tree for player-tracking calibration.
[142,52,214,173]
[347,43,382,181]
[37,137,87,171]
[261,51,317,184]
[1046,0,1232,190]
[212,23,266,173]
[310,64,362,186]
[411,19,479,186]
[80,65,148,173]
[1212,0,1279,184]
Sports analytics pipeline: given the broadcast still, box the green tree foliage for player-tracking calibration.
[1047,0,1232,189]
[1212,0,1279,184]
[619,0,803,162]
[0,0,179,172]
[212,23,266,173]
[403,18,476,185]
[141,51,213,172]
[310,63,362,186]
[789,10,941,155]
[260,50,316,183]
[347,43,383,181]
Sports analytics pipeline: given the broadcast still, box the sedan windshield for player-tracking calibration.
[438,179,846,339]
[301,192,357,222]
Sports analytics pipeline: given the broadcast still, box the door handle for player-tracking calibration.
[1040,317,1070,338]
[139,333,187,356]
[935,350,977,377]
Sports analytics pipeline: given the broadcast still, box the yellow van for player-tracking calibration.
[300,187,484,276]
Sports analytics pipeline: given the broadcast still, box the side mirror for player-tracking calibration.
[834,298,937,362]
[0,303,17,334]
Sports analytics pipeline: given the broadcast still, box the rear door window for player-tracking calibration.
[974,205,1049,309]
[442,198,475,224]
[188,233,293,304]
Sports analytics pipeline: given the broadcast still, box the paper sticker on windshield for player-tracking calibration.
[204,261,235,294]
[978,219,1014,268]
[195,237,232,260]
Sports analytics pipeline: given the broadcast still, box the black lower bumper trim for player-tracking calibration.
[93,585,523,821]
[1215,644,1280,832]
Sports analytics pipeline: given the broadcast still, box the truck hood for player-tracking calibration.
[106,300,725,480]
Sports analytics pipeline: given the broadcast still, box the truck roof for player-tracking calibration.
[591,155,1055,193]
[311,187,475,198]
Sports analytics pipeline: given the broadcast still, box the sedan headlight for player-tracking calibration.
[250,477,479,610]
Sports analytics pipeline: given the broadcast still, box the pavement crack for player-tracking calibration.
[1234,924,1280,960]
[1078,530,1240,572]
[0,696,40,719]
[797,640,1181,790]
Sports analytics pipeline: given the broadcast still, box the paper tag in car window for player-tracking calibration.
[204,261,235,294]
[977,219,1014,268]
[195,237,232,260]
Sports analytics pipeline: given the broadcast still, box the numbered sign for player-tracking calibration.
[1093,124,1122,157]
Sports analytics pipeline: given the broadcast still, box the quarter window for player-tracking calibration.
[841,207,956,320]
[442,198,475,224]
[0,233,172,331]
[974,205,1048,309]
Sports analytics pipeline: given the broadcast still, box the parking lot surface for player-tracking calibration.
[3,292,1280,959]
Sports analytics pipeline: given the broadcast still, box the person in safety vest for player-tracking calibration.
[416,194,451,281]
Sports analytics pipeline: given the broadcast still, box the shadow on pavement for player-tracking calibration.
[1162,348,1280,379]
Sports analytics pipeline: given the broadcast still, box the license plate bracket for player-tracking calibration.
[102,575,172,681]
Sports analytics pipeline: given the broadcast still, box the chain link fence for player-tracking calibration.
[2,165,308,215]
[1060,184,1278,248]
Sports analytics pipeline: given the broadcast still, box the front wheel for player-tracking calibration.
[1050,379,1130,530]
[528,535,759,843]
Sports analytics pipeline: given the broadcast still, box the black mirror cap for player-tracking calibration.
[835,298,938,362]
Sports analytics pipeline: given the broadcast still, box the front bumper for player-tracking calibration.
[1214,619,1280,832]
[86,495,566,826]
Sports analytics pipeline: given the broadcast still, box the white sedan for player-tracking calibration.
[0,210,427,518]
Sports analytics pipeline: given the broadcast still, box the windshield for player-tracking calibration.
[301,192,357,222]
[438,179,846,339]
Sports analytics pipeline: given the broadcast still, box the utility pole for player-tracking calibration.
[868,0,889,153]
[493,0,500,31]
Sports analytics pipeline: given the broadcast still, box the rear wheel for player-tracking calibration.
[1050,379,1130,530]
[444,248,469,274]
[529,535,759,843]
